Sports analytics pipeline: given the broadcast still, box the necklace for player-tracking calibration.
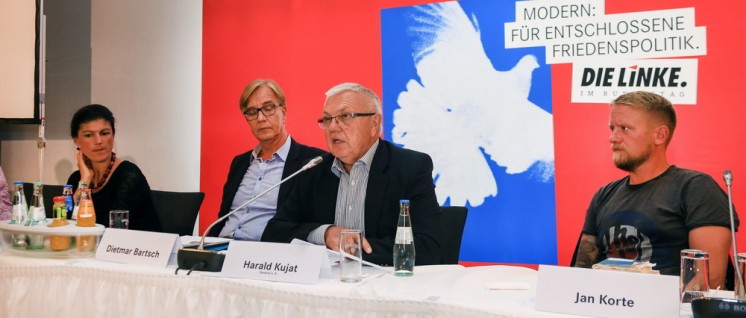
[91,152,116,190]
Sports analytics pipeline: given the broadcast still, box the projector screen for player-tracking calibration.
[0,0,40,124]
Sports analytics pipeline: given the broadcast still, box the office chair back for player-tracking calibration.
[441,206,468,264]
[151,190,205,236]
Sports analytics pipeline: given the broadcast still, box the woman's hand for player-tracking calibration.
[76,148,93,184]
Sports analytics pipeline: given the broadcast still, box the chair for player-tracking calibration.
[23,183,65,218]
[151,190,205,236]
[440,206,468,264]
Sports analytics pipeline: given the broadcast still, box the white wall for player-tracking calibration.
[0,0,202,193]
[90,0,202,192]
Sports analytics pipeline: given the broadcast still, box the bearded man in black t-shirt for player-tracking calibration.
[574,91,737,289]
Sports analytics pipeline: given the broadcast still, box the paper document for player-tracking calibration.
[180,235,232,249]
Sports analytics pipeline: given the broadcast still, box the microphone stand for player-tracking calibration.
[690,170,746,318]
[177,156,323,272]
[725,170,745,299]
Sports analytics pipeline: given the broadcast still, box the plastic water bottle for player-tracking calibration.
[63,184,74,218]
[393,199,415,276]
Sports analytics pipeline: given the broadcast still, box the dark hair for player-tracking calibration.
[70,104,116,138]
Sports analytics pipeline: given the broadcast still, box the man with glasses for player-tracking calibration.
[208,79,326,240]
[263,82,442,266]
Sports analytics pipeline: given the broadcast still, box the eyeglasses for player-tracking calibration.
[243,104,284,120]
[317,112,375,129]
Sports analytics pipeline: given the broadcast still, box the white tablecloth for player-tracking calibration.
[0,254,584,318]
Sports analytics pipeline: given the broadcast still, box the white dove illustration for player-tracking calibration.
[393,1,555,207]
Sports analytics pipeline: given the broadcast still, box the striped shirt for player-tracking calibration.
[308,139,379,244]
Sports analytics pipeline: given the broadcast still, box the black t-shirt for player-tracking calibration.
[582,165,737,274]
[67,161,162,232]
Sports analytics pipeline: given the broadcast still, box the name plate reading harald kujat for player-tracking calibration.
[96,228,181,267]
[535,265,679,318]
[220,240,325,284]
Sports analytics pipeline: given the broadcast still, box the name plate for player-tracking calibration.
[96,228,181,267]
[221,240,324,284]
[536,265,679,318]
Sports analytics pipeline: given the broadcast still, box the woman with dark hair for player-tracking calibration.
[66,104,162,232]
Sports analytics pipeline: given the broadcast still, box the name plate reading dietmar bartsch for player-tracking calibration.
[220,241,325,284]
[96,228,181,267]
[535,265,679,318]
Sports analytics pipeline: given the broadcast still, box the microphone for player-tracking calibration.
[177,156,324,272]
[691,169,746,317]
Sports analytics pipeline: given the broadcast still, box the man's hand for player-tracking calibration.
[574,234,599,268]
[324,225,372,254]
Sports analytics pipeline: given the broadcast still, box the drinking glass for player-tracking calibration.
[109,210,129,229]
[339,229,363,283]
[680,249,710,303]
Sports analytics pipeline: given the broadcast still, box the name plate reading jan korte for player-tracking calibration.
[220,240,325,284]
[535,265,679,318]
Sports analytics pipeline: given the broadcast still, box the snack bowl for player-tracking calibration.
[0,220,105,258]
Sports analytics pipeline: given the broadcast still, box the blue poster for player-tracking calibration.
[381,0,557,263]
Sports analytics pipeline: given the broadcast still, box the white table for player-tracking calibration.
[0,253,583,318]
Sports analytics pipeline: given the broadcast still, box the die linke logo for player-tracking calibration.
[580,65,686,88]
[571,59,698,104]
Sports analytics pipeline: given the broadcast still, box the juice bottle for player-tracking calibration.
[49,196,71,251]
[75,188,96,227]
[75,188,97,251]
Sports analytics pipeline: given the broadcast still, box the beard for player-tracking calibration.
[612,148,651,172]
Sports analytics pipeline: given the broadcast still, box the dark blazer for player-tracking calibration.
[262,139,442,266]
[208,138,327,237]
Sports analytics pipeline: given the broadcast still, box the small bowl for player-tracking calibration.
[0,220,105,258]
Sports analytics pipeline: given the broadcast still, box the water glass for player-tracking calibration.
[339,229,363,283]
[109,210,129,229]
[680,249,709,303]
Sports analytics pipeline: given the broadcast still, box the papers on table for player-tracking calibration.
[591,258,659,274]
[180,235,231,250]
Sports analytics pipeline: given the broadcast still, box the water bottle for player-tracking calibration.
[10,181,28,225]
[26,182,46,250]
[26,182,46,226]
[393,199,415,276]
[62,184,74,218]
[10,181,28,247]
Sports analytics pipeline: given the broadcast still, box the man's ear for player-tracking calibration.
[371,113,382,137]
[654,125,670,145]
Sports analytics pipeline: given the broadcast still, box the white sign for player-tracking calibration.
[96,228,181,267]
[221,241,324,284]
[535,265,679,318]
[290,239,334,278]
[571,58,698,105]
